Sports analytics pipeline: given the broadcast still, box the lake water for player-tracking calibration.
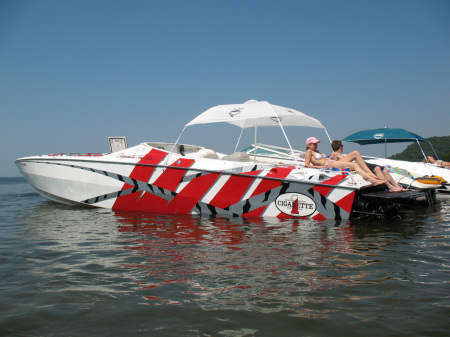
[1,177,449,336]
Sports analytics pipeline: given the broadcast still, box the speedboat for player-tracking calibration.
[15,101,438,220]
[363,156,449,196]
[342,128,449,196]
[240,143,443,194]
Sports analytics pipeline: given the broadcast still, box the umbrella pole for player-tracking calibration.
[385,139,387,158]
[417,140,428,161]
[419,140,436,176]
[428,141,440,160]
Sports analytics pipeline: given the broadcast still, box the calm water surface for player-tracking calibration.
[1,177,449,336]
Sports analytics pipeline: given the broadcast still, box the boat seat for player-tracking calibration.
[185,148,219,159]
[222,152,251,162]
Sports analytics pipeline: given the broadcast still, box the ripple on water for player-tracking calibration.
[1,178,449,336]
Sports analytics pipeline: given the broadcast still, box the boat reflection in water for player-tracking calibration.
[8,173,448,335]
[115,211,379,315]
[16,196,434,317]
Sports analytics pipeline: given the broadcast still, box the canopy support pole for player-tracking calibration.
[254,122,257,162]
[234,124,246,153]
[324,128,332,143]
[275,118,300,167]
[166,126,186,165]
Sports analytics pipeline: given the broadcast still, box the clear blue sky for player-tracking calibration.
[1,0,449,177]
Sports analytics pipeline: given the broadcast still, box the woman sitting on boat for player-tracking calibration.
[304,137,386,186]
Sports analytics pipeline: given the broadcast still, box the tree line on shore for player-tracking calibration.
[389,135,450,162]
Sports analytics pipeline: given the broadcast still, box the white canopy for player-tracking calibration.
[170,100,331,167]
[186,99,326,129]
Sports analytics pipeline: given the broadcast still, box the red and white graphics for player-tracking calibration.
[76,148,355,220]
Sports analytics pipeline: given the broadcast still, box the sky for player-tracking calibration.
[1,0,449,177]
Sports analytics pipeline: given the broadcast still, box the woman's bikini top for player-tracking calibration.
[314,152,324,160]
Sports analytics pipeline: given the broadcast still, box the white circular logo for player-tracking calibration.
[275,193,317,217]
[373,133,384,139]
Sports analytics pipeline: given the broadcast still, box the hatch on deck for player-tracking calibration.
[109,137,128,153]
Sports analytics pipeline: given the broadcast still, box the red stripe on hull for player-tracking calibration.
[210,175,255,209]
[113,191,169,212]
[312,213,327,221]
[115,149,169,209]
[266,167,294,179]
[322,175,347,185]
[251,180,282,198]
[125,149,168,188]
[152,158,195,192]
[251,167,293,198]
[334,191,355,214]
[129,166,155,184]
[241,170,262,176]
[313,175,347,197]
[168,173,220,213]
[242,205,267,218]
[313,185,332,197]
[138,149,167,165]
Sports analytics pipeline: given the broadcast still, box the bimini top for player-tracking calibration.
[185,99,326,129]
[342,128,428,145]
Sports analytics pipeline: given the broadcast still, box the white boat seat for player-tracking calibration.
[185,148,219,159]
[222,152,251,162]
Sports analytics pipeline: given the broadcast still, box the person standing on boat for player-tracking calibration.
[304,137,386,186]
[330,140,406,192]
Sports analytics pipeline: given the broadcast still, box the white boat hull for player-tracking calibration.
[16,144,367,220]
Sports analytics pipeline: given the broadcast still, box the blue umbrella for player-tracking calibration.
[342,128,427,144]
[342,127,436,159]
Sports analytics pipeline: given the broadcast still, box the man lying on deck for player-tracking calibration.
[330,140,407,192]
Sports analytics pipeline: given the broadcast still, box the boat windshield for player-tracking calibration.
[241,143,305,159]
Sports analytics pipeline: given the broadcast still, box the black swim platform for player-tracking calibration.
[360,190,427,200]
[351,189,434,220]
